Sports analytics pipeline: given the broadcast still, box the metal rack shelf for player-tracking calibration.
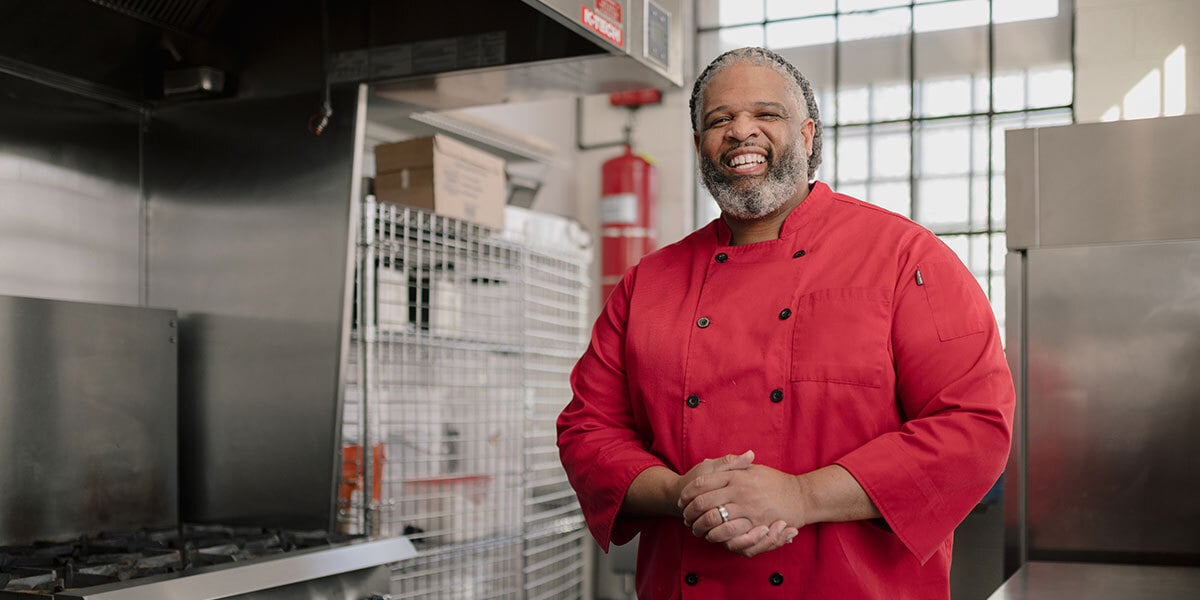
[342,202,591,599]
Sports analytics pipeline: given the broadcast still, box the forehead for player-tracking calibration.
[702,62,798,112]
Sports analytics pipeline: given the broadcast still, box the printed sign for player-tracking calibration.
[596,0,622,24]
[581,5,623,48]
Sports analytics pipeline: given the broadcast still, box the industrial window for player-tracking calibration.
[694,0,1075,334]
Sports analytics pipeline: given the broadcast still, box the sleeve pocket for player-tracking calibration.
[917,259,990,342]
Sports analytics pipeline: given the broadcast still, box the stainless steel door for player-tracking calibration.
[1023,241,1200,559]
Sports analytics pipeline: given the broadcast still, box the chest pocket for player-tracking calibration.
[790,287,891,387]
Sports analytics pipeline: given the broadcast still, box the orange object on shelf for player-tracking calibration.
[339,443,385,504]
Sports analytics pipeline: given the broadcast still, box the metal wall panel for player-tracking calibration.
[1007,114,1200,250]
[1024,241,1200,559]
[0,73,143,305]
[0,295,176,546]
[145,88,363,529]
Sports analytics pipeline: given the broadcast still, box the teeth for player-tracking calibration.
[727,154,766,168]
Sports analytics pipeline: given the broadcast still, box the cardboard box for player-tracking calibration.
[374,135,506,230]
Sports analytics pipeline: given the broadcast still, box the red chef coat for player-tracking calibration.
[557,182,1014,599]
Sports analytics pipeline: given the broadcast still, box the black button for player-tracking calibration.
[686,394,700,408]
[685,573,699,586]
[769,572,784,586]
[778,308,792,320]
[715,252,728,263]
[770,389,784,403]
[697,317,711,328]
[793,250,806,258]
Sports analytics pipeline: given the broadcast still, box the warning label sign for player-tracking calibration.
[581,5,623,48]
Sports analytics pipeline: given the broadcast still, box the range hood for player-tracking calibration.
[0,0,687,110]
[335,0,687,108]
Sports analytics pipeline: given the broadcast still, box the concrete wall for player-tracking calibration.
[1076,0,1200,121]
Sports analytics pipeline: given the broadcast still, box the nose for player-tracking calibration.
[725,114,760,143]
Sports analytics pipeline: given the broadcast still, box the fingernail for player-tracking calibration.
[786,533,796,543]
[757,528,768,539]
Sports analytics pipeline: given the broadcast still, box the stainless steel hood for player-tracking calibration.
[334,0,687,108]
[0,0,686,111]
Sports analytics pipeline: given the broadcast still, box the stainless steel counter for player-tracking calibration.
[988,562,1200,600]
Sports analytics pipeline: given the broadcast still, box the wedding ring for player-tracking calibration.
[718,504,730,524]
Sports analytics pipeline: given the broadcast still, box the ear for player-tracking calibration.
[693,131,701,152]
[801,118,815,157]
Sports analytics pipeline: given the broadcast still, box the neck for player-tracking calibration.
[724,183,811,246]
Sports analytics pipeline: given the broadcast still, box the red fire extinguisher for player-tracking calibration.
[600,145,657,300]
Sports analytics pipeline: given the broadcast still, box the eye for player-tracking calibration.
[758,112,782,120]
[706,116,731,128]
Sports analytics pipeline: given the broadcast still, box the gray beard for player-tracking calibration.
[700,143,807,220]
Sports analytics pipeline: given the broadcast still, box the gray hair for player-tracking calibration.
[689,47,823,181]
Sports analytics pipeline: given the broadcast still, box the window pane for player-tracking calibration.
[820,89,837,131]
[837,129,869,182]
[993,72,1026,112]
[973,74,990,113]
[767,0,835,20]
[992,234,1007,271]
[698,0,764,28]
[1026,108,1072,128]
[919,76,972,117]
[993,0,1059,24]
[766,17,836,49]
[939,234,970,266]
[841,0,909,11]
[990,274,1005,331]
[869,181,911,217]
[917,121,971,176]
[971,175,990,230]
[873,82,911,121]
[818,124,837,182]
[991,174,1006,229]
[1028,65,1073,108]
[913,0,989,34]
[972,119,989,173]
[838,87,870,124]
[840,183,868,200]
[839,8,911,42]
[969,233,989,275]
[917,177,970,232]
[872,127,910,179]
[697,26,765,68]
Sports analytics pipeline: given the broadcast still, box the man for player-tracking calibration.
[557,47,1014,599]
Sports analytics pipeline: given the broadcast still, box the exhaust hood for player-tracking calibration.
[0,0,686,110]
[335,0,688,108]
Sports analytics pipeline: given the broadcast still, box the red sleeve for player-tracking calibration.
[556,265,668,551]
[835,231,1015,563]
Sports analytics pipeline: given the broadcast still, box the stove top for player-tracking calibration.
[0,525,352,595]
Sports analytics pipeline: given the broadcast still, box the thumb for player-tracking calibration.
[715,449,755,471]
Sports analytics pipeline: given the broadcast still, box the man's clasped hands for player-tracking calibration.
[675,450,808,558]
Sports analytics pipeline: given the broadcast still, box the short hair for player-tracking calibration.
[689,47,823,181]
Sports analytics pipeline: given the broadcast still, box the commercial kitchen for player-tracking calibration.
[0,1,1196,598]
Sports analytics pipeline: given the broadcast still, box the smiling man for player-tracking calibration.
[558,47,1014,599]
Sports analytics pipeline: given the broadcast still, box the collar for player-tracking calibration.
[714,180,833,246]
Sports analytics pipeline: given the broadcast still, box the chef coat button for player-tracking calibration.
[697,317,711,328]
[770,389,784,403]
[686,394,700,408]
[778,308,792,320]
[769,572,784,586]
[793,249,806,258]
[715,252,728,263]
[685,573,699,586]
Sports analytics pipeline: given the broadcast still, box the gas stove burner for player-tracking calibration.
[0,525,351,596]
